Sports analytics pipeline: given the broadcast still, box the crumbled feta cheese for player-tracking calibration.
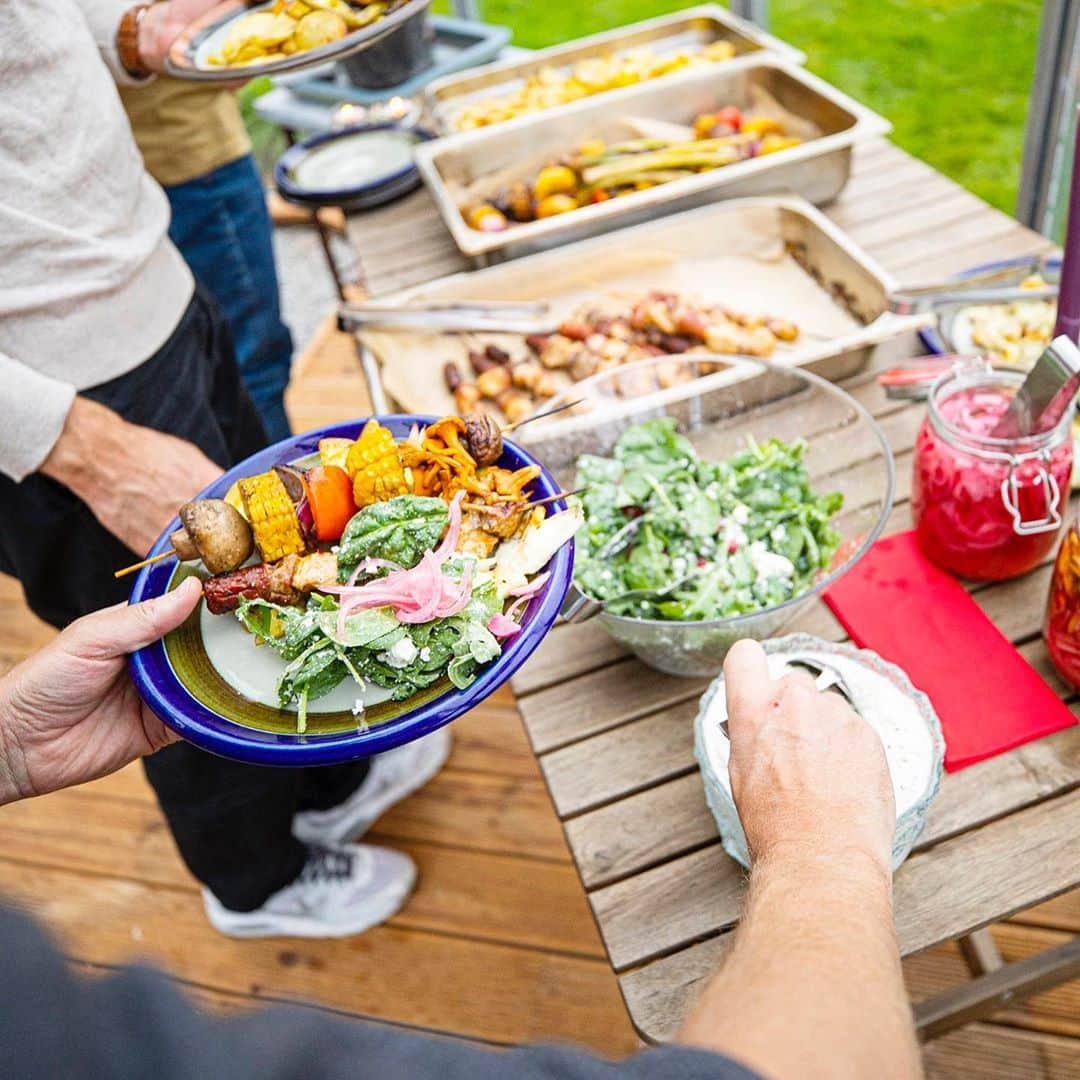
[419,647,431,662]
[352,699,365,717]
[747,541,794,581]
[732,503,750,525]
[379,636,418,669]
[770,525,788,544]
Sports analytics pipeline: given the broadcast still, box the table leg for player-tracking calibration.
[957,928,1005,976]
[914,934,1080,1040]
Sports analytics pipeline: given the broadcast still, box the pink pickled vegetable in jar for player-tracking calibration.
[912,363,1073,581]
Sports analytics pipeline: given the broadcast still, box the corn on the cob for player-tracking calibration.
[346,419,409,507]
[238,471,306,562]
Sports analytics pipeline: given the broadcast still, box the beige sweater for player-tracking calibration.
[0,1,194,482]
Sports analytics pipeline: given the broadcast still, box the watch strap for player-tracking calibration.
[117,4,153,79]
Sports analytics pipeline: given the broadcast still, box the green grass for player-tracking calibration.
[449,0,1041,213]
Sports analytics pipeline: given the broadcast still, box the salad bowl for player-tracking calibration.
[128,416,574,765]
[518,356,894,676]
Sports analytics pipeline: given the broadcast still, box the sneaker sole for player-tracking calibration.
[204,863,417,940]
[293,730,452,847]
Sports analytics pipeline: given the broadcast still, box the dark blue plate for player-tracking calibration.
[274,124,434,211]
[128,416,573,766]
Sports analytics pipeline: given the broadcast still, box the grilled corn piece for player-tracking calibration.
[238,471,306,562]
[346,419,410,507]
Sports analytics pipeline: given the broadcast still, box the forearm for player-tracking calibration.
[679,844,921,1080]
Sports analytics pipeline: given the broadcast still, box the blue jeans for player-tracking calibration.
[164,154,295,444]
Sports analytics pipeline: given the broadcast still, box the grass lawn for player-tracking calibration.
[455,0,1042,214]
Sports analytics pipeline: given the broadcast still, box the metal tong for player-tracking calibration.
[339,298,555,335]
[887,252,1059,315]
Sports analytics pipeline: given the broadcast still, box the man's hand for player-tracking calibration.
[41,397,224,557]
[137,0,234,72]
[723,639,896,875]
[0,578,202,804]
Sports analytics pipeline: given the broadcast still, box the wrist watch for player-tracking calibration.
[117,3,154,78]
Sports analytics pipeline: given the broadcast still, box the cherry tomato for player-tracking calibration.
[716,105,743,131]
[303,465,357,542]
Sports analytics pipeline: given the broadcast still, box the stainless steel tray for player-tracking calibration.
[415,59,892,265]
[358,195,929,419]
[425,5,804,135]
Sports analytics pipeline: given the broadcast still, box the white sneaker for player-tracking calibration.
[203,843,416,939]
[293,727,452,847]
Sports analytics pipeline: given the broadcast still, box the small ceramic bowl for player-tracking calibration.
[128,416,573,766]
[693,634,945,871]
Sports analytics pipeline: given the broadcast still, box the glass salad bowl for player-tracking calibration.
[517,356,894,677]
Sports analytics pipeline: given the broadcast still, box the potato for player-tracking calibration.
[293,9,348,50]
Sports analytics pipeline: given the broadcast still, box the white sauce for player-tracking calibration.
[701,649,936,820]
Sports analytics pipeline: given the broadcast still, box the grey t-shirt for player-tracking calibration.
[1,905,758,1079]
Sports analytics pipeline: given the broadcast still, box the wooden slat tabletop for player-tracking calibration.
[353,138,1080,1045]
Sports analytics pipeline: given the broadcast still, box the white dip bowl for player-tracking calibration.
[694,633,945,871]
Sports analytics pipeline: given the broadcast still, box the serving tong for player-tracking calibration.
[339,298,556,335]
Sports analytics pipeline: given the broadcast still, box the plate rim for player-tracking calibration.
[273,122,434,205]
[128,415,573,765]
[164,0,433,83]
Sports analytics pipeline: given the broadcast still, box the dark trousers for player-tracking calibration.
[0,289,368,911]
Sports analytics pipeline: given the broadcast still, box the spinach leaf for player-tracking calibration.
[337,495,449,580]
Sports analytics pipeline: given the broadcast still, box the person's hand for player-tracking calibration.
[137,0,251,82]
[0,578,202,804]
[723,639,896,875]
[41,397,224,557]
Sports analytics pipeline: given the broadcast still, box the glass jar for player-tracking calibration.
[912,363,1074,581]
[1046,523,1080,688]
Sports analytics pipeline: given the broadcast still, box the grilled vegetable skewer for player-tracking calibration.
[114,499,254,579]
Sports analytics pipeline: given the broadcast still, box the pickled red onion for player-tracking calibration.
[487,592,535,639]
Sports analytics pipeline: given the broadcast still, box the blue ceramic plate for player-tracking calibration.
[274,124,434,211]
[920,254,1061,354]
[128,416,574,766]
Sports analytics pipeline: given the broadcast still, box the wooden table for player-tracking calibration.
[351,137,1080,1043]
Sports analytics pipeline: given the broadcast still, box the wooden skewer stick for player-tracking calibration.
[113,549,176,579]
[500,397,585,435]
[461,488,585,515]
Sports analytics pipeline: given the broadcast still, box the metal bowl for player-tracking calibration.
[517,356,895,676]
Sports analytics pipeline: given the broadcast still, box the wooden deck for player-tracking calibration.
[0,216,1077,1077]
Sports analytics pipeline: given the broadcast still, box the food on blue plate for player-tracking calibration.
[177,414,579,732]
[167,500,254,575]
[207,0,389,68]
[572,419,842,621]
[962,274,1055,368]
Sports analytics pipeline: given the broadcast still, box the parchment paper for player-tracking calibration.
[362,201,870,417]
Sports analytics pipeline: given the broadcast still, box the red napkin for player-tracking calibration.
[824,530,1076,771]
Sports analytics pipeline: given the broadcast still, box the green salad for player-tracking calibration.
[573,419,843,621]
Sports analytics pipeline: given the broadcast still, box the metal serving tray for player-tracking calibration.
[425,5,804,135]
[356,196,929,419]
[415,59,891,265]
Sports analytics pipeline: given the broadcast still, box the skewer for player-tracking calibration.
[114,549,175,579]
[461,488,585,514]
[500,397,585,435]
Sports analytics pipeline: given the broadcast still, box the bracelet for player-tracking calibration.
[117,3,154,79]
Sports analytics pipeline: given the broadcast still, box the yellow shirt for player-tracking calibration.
[120,76,252,188]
